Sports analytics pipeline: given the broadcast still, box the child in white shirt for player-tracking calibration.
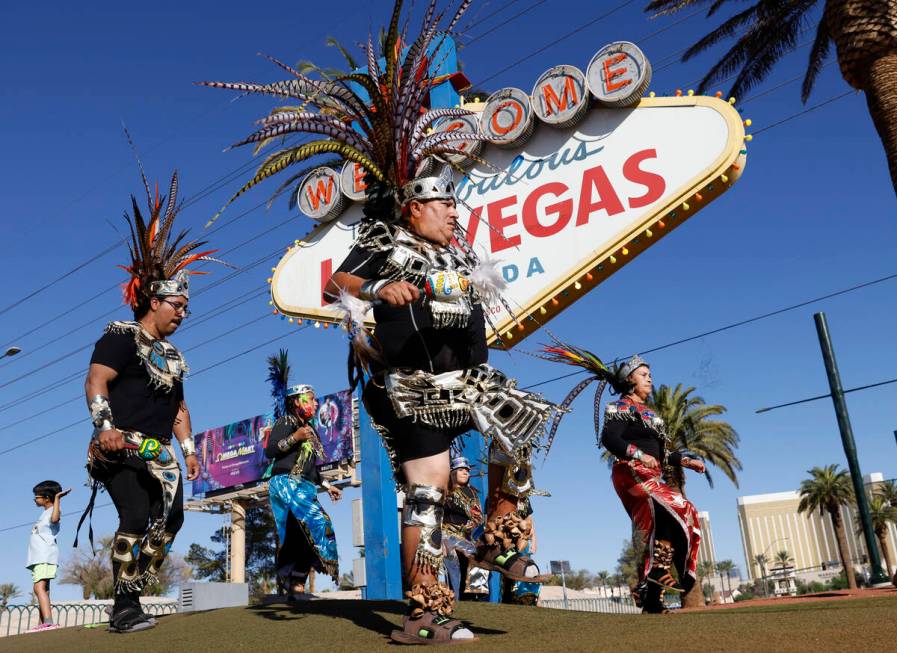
[27,480,70,632]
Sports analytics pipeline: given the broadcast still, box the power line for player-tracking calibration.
[474,0,638,87]
[756,377,897,414]
[0,502,113,535]
[0,324,309,457]
[522,271,897,390]
[754,90,855,135]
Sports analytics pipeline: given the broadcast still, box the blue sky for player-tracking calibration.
[1,0,895,600]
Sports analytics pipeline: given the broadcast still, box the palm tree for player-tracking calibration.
[717,559,736,597]
[595,570,611,597]
[644,1,897,196]
[798,464,857,589]
[875,480,897,507]
[754,553,769,596]
[649,383,741,607]
[862,494,897,577]
[0,583,20,608]
[697,560,716,602]
[773,550,794,577]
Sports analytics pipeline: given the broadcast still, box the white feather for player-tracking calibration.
[470,256,507,306]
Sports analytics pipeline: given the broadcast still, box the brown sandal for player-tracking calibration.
[390,583,478,645]
[390,612,478,645]
[463,512,550,583]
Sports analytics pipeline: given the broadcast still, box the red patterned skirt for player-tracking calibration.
[611,461,701,591]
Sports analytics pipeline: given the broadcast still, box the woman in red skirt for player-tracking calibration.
[601,356,705,613]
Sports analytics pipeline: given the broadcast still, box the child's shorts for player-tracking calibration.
[28,563,57,583]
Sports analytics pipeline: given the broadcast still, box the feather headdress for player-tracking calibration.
[118,166,224,314]
[200,0,486,224]
[537,336,618,454]
[266,348,292,419]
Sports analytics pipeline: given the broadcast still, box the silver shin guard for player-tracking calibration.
[402,484,446,572]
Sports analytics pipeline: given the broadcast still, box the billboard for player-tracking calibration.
[191,389,358,496]
[314,389,357,472]
[269,42,748,347]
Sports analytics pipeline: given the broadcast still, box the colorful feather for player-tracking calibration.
[266,349,291,419]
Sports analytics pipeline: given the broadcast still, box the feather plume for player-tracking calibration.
[469,256,506,306]
[202,0,479,222]
[266,349,291,419]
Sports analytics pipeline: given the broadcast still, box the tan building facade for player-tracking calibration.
[737,476,897,580]
[697,511,717,567]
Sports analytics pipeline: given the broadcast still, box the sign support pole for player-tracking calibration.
[814,312,889,586]
[461,433,501,603]
[230,500,246,584]
[358,388,403,599]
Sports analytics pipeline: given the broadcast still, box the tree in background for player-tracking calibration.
[697,560,715,603]
[60,536,115,599]
[63,535,190,598]
[774,550,794,570]
[644,0,897,197]
[716,559,736,597]
[595,570,611,597]
[862,494,897,577]
[0,583,20,607]
[753,553,769,597]
[186,506,278,596]
[798,464,857,590]
[649,383,741,607]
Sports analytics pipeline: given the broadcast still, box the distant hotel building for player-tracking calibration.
[737,472,897,580]
[697,511,717,567]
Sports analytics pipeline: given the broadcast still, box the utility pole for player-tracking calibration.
[814,312,889,586]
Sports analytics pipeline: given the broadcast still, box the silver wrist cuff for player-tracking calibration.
[321,480,332,490]
[632,448,643,461]
[359,279,389,301]
[179,437,197,457]
[89,395,115,431]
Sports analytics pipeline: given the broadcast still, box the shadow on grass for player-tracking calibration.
[250,599,507,640]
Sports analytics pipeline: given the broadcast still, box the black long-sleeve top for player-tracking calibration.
[264,415,322,485]
[333,243,488,374]
[600,399,682,467]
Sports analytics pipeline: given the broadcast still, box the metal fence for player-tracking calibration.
[540,597,642,614]
[1,602,178,637]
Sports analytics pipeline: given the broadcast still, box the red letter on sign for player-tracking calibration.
[487,196,521,253]
[352,163,367,194]
[602,54,630,93]
[522,182,572,238]
[320,258,333,306]
[576,165,625,225]
[541,77,578,116]
[624,149,666,209]
[306,178,334,211]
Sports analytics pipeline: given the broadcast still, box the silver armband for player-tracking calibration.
[179,437,197,457]
[89,395,115,432]
[321,479,332,490]
[631,448,644,461]
[359,279,389,301]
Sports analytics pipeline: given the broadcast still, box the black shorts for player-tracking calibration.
[362,381,472,464]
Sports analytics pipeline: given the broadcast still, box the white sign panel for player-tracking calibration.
[271,96,746,346]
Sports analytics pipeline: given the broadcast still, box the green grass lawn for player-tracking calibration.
[5,594,896,652]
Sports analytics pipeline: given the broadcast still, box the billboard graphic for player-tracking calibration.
[315,389,356,471]
[193,413,274,496]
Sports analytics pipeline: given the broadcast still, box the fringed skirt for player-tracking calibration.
[268,474,339,581]
[611,461,701,592]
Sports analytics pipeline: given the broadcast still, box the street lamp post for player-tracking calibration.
[1,346,21,359]
[758,537,789,598]
[814,313,890,586]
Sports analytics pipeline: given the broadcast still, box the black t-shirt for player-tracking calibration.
[264,416,322,485]
[89,331,184,439]
[334,244,488,374]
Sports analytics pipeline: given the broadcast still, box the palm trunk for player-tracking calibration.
[876,529,893,577]
[864,53,897,197]
[829,506,858,590]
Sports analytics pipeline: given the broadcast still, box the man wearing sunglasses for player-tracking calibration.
[81,173,224,633]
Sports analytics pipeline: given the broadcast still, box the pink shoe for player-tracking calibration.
[26,623,61,633]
